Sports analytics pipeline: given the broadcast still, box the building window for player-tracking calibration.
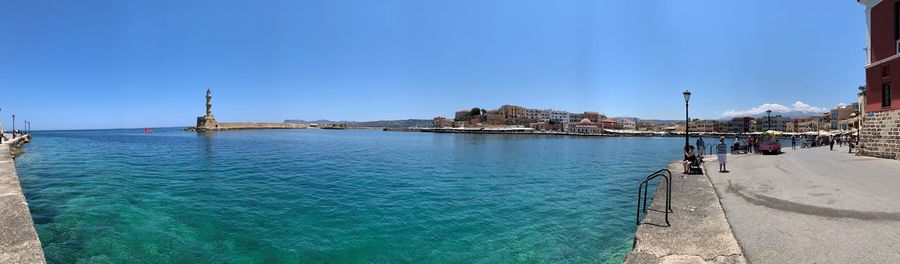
[896,3,900,40]
[884,83,893,107]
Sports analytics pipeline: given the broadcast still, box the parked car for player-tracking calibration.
[757,138,782,154]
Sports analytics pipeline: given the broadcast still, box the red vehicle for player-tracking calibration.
[757,137,782,154]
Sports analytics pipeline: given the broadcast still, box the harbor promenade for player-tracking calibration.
[624,162,747,264]
[0,134,45,263]
[706,146,900,263]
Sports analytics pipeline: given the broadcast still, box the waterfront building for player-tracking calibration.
[454,109,471,121]
[750,119,763,132]
[598,118,621,129]
[569,118,601,134]
[530,122,563,131]
[730,117,754,133]
[525,108,550,122]
[550,110,571,124]
[761,115,791,132]
[858,0,900,159]
[433,116,453,128]
[499,105,526,124]
[466,114,487,126]
[485,109,507,125]
[619,118,637,130]
[569,113,585,123]
[830,106,856,130]
[796,117,816,132]
[637,120,660,131]
[690,119,718,133]
[786,120,799,133]
[584,112,605,122]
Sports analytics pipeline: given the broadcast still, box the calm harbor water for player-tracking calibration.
[15,128,685,263]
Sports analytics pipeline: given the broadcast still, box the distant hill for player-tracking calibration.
[284,119,433,128]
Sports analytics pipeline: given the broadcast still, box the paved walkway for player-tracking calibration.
[624,162,746,264]
[0,136,44,263]
[706,146,900,263]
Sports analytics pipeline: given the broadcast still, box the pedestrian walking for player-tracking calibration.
[716,136,728,173]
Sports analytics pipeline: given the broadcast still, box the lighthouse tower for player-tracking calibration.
[196,89,218,129]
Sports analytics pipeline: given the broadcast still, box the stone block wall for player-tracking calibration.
[859,109,900,160]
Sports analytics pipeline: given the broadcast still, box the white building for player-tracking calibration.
[619,118,637,130]
[550,110,570,124]
[525,108,548,122]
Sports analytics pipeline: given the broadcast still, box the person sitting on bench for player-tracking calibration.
[683,146,697,174]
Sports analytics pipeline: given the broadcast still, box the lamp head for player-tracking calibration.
[682,90,691,103]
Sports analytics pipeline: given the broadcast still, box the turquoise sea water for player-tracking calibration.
[15,128,685,263]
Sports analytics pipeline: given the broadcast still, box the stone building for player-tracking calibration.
[569,118,601,134]
[858,0,900,159]
[499,105,526,124]
[454,110,470,121]
[433,116,453,128]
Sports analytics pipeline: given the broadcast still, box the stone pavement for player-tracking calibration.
[706,145,900,263]
[0,137,44,263]
[624,162,746,264]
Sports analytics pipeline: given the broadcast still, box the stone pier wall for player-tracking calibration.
[0,138,45,263]
[860,109,900,160]
[187,122,309,131]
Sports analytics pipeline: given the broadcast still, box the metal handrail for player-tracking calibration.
[635,169,672,227]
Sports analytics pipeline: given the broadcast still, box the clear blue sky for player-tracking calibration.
[0,0,867,130]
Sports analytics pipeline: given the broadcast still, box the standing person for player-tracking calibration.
[848,138,854,153]
[716,137,728,172]
[696,137,706,157]
[746,137,752,154]
[829,136,835,151]
[791,135,797,150]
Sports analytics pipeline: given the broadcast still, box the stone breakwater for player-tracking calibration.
[0,135,45,263]
[184,122,308,132]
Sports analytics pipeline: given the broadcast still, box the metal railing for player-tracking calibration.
[635,169,672,227]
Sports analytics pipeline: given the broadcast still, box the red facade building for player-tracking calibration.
[861,0,900,112]
[859,0,900,159]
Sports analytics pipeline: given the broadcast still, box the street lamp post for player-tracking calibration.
[683,90,692,148]
[766,109,772,131]
[11,114,15,138]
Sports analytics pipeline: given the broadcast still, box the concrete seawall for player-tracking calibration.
[0,135,45,263]
[624,161,746,264]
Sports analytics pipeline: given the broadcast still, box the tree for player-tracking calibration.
[481,109,487,115]
[470,107,482,116]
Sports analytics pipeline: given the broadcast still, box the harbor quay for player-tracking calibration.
[0,133,44,264]
[626,143,900,263]
[707,145,900,263]
[624,162,747,264]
